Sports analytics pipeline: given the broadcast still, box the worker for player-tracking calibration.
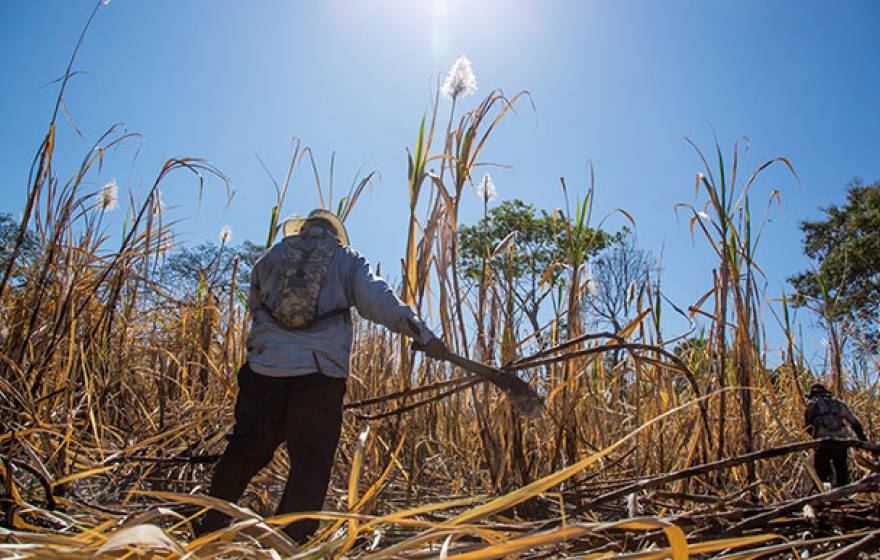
[804,383,867,488]
[195,209,448,542]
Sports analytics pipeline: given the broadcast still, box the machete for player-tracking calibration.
[414,342,545,419]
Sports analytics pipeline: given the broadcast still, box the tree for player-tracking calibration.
[0,212,38,286]
[458,199,610,339]
[789,179,880,368]
[162,240,264,300]
[588,228,655,333]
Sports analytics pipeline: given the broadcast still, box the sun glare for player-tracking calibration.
[431,0,450,58]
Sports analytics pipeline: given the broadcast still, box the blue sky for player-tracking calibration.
[2,1,879,366]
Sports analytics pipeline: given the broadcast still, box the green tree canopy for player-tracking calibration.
[458,199,610,332]
[459,200,567,283]
[0,212,38,285]
[789,179,880,348]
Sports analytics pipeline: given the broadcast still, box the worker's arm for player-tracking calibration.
[804,404,816,439]
[842,404,867,441]
[347,251,448,359]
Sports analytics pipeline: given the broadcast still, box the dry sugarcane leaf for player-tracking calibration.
[95,524,183,554]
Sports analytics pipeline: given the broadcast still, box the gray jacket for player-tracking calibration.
[246,231,437,378]
[805,395,866,440]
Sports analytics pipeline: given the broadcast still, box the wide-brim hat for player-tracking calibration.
[282,208,349,245]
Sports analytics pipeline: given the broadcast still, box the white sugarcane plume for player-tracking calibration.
[219,225,233,245]
[476,173,497,203]
[442,55,477,100]
[99,179,119,211]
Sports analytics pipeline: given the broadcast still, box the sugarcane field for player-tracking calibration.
[1,2,879,558]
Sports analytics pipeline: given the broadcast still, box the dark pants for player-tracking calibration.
[814,442,850,487]
[197,364,346,542]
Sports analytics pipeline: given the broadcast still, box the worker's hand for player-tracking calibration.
[412,337,450,361]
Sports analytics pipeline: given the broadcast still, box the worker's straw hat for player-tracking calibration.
[282,208,349,245]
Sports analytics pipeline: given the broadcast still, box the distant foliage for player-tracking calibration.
[458,199,610,334]
[588,228,655,332]
[458,199,611,286]
[0,212,38,285]
[458,200,574,284]
[789,179,880,349]
[162,240,264,299]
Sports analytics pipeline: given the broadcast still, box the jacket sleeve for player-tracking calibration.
[246,259,263,314]
[346,250,437,345]
[841,403,867,441]
[804,402,817,438]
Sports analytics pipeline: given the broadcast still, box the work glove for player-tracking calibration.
[411,337,451,361]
